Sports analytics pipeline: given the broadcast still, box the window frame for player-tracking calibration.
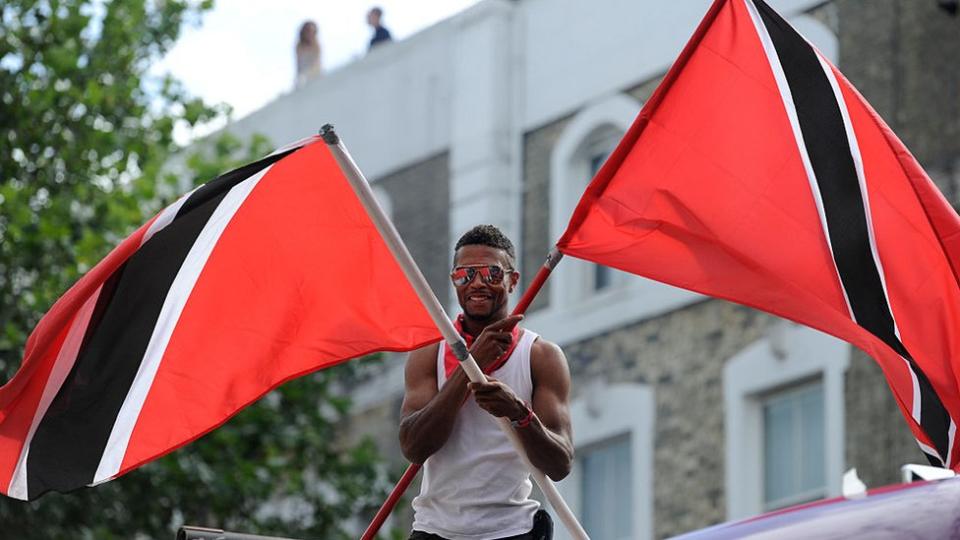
[760,379,828,511]
[581,132,623,294]
[723,321,849,520]
[579,433,634,540]
[554,382,653,540]
[549,96,636,306]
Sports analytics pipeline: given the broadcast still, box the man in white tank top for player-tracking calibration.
[400,225,574,540]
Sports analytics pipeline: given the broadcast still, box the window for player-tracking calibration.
[762,381,826,510]
[553,382,652,540]
[549,94,640,306]
[723,322,848,520]
[587,150,614,292]
[581,435,632,540]
[533,93,701,346]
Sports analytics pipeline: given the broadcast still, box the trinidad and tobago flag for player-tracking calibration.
[0,137,441,500]
[559,0,960,469]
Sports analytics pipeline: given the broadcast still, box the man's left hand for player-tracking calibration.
[469,377,528,421]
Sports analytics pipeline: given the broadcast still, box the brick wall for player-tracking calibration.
[565,300,774,538]
[836,0,960,196]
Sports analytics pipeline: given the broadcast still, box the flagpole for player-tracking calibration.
[320,126,587,540]
[358,248,564,540]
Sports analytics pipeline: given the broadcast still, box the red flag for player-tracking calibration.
[0,138,441,500]
[558,0,960,469]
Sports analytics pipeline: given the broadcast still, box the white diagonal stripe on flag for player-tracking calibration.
[7,286,103,500]
[141,187,200,247]
[92,164,274,483]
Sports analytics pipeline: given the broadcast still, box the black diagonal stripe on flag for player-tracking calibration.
[175,149,298,219]
[752,0,952,464]
[25,148,297,499]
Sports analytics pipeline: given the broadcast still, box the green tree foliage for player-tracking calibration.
[0,3,393,538]
[0,0,224,367]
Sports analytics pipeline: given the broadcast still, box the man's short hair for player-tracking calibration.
[369,6,383,17]
[454,224,516,264]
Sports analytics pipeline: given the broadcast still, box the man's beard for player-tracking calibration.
[463,298,507,324]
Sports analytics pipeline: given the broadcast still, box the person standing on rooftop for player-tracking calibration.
[367,7,393,50]
[295,20,321,88]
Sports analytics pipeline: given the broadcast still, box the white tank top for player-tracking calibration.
[411,329,540,540]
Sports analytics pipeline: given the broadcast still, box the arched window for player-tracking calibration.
[549,94,640,305]
[524,93,699,344]
[578,126,624,292]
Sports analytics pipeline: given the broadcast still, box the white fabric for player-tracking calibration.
[412,329,540,540]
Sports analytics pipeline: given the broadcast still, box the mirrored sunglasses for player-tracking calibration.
[450,265,511,287]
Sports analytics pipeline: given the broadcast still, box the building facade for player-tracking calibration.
[212,1,960,538]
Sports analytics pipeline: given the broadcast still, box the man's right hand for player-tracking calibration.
[469,315,523,370]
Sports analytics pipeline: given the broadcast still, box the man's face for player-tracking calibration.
[367,10,380,26]
[452,245,517,322]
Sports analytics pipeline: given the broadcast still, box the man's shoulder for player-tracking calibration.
[405,341,440,381]
[528,333,566,363]
[527,332,570,391]
[410,341,441,360]
[372,26,392,43]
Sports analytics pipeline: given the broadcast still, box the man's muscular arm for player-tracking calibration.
[398,343,468,464]
[399,316,523,464]
[469,339,574,481]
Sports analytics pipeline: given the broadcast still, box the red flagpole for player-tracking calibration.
[360,248,564,540]
[361,463,420,540]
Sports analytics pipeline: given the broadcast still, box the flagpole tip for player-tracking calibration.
[319,124,339,144]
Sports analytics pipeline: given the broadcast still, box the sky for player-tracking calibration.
[152,1,481,142]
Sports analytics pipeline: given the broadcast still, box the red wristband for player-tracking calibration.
[511,401,534,428]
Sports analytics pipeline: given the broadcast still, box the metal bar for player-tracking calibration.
[321,125,587,540]
[177,526,302,540]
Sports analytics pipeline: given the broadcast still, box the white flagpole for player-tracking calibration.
[321,125,589,540]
